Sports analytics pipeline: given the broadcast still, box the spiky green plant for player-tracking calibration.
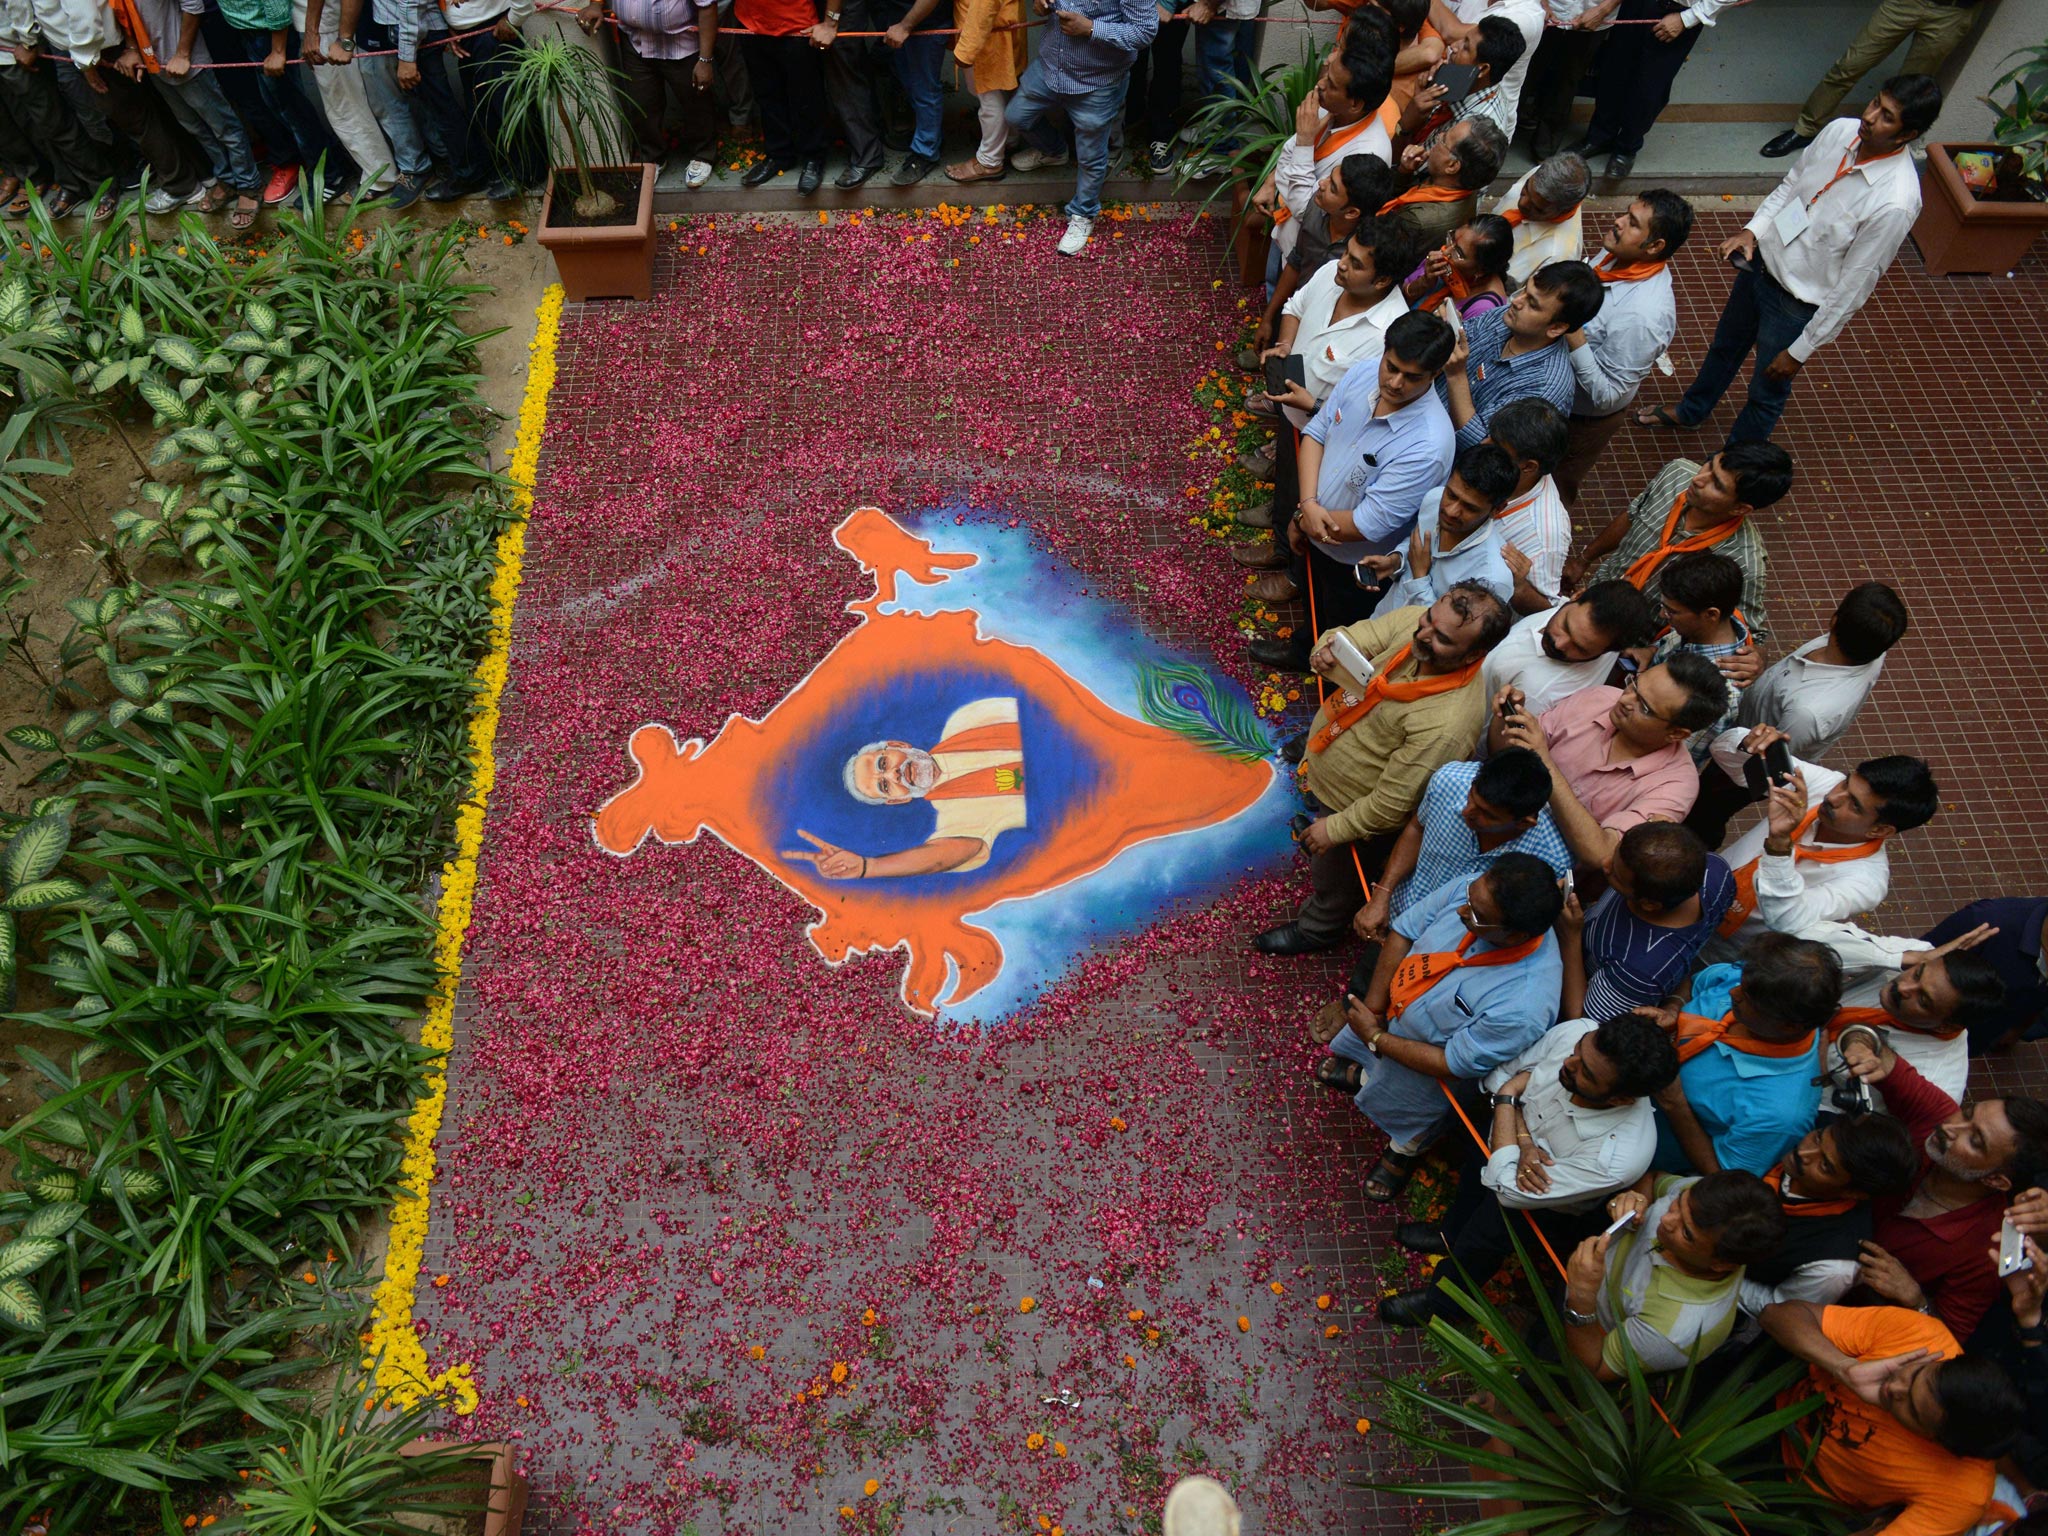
[1368,1228,1851,1535]
[488,37,636,218]
[1175,42,1331,215]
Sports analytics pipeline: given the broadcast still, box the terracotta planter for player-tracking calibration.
[401,1437,528,1536]
[537,163,658,302]
[1910,143,2048,277]
[1229,182,1272,289]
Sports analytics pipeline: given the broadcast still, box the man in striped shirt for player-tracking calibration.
[1563,820,1731,1020]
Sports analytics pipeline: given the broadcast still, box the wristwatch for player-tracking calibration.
[1564,1304,1599,1328]
[1363,1027,1385,1055]
[1491,1093,1524,1109]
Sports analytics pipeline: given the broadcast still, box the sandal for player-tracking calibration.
[89,190,119,222]
[1365,1148,1422,1203]
[0,175,19,210]
[1313,1055,1363,1094]
[230,194,259,231]
[8,182,47,216]
[1631,402,1697,432]
[194,182,230,214]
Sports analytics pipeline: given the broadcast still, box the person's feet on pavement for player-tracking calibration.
[1057,214,1093,256]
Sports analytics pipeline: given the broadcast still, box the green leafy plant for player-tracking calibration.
[1176,42,1331,213]
[489,37,635,218]
[0,800,83,1006]
[233,1371,489,1536]
[0,1197,85,1331]
[1984,40,2048,190]
[1369,1231,1848,1535]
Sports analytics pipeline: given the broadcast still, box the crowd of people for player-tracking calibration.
[1197,12,2046,1532]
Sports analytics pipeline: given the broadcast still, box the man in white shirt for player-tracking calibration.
[1380,1013,1678,1327]
[1699,723,1939,959]
[1654,76,1935,445]
[1480,580,1656,717]
[1259,42,1395,271]
[1489,153,1587,288]
[1683,581,1907,848]
[1556,190,1692,505]
[1481,397,1571,614]
[0,0,122,218]
[1808,920,2008,1104]
[1367,440,1518,617]
[1426,0,1542,141]
[1571,0,1733,181]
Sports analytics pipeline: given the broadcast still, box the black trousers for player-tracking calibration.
[56,56,204,198]
[1584,0,1704,155]
[1126,15,1192,144]
[1424,1128,1606,1305]
[0,65,120,195]
[616,38,719,162]
[743,33,828,165]
[1519,26,1602,158]
[1682,758,1760,851]
[820,0,893,170]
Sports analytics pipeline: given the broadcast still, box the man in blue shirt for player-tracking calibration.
[1651,931,1843,1177]
[1921,897,2048,1052]
[1440,259,1604,449]
[1367,440,1519,617]
[1246,310,1456,676]
[1315,852,1565,1201]
[1004,0,1158,256]
[1566,820,1734,1021]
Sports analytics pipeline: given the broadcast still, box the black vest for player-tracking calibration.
[1745,1201,1872,1289]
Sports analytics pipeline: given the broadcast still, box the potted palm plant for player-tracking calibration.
[1911,37,2048,275]
[493,37,657,302]
[1368,1235,1844,1535]
[1176,44,1330,286]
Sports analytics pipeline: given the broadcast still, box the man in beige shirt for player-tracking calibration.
[1257,584,1513,954]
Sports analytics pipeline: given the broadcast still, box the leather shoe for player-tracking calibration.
[1236,499,1274,530]
[1379,1286,1446,1329]
[1759,129,1813,159]
[741,159,788,188]
[1396,1222,1450,1256]
[1248,571,1299,603]
[1565,136,1611,159]
[1279,728,1307,764]
[1230,538,1288,570]
[1254,922,1336,956]
[835,162,879,190]
[1604,152,1635,180]
[1238,445,1276,477]
[797,158,825,194]
[1246,636,1310,673]
[1245,391,1280,419]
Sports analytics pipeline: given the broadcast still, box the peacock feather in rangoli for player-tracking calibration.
[592,507,1277,1016]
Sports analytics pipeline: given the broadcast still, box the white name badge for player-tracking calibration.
[1772,202,1811,246]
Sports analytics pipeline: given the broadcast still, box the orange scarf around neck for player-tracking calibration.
[1274,115,1380,228]
[1718,809,1885,937]
[1828,1000,1962,1044]
[1501,202,1581,230]
[1387,930,1543,1019]
[1307,641,1481,754]
[1380,183,1469,215]
[1620,491,1743,590]
[1764,1164,1858,1220]
[1674,1011,1817,1065]
[1593,251,1668,283]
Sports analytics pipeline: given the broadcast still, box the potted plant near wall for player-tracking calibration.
[494,39,658,302]
[1911,37,2048,276]
[1177,44,1331,286]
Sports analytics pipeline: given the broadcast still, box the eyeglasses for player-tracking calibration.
[1622,672,1671,724]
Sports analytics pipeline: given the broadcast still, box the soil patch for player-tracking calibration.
[541,170,646,231]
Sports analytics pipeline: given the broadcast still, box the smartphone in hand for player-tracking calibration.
[1763,739,1795,785]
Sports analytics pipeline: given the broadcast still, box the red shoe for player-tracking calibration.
[262,164,300,205]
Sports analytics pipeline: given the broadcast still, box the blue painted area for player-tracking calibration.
[764,667,1099,898]
[864,506,1301,1025]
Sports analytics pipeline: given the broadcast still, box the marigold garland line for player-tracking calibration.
[363,282,565,1416]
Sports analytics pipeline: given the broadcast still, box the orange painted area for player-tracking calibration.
[592,510,1272,1014]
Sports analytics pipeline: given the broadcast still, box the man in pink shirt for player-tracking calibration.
[1486,651,1726,868]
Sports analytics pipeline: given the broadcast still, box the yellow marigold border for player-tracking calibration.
[364,283,565,1415]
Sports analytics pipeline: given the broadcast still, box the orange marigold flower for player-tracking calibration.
[1026,1432,1045,1450]
[1018,1296,1036,1313]
[1127,1309,1145,1323]
[863,1478,879,1496]
[1316,1294,1334,1310]
[1325,1325,1342,1338]
[1109,1116,1127,1132]
[1053,1440,1067,1456]
[1268,1281,1285,1295]
[1237,1316,1250,1332]
[748,1345,765,1360]
[861,1307,877,1326]
[432,1274,450,1287]
[831,1362,849,1383]
[1356,1418,1373,1434]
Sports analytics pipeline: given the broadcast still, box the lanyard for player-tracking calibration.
[1803,144,1903,212]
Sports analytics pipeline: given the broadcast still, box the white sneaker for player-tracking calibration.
[1010,146,1070,172]
[684,159,714,189]
[142,186,184,214]
[1057,214,1093,256]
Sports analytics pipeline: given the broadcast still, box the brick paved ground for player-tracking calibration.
[417,207,2048,1535]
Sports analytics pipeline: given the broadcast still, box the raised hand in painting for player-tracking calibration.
[782,829,865,879]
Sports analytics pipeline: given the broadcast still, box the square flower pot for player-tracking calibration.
[537,162,658,302]
[1910,143,2048,277]
[401,1437,528,1536]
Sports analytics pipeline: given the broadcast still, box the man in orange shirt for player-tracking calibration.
[1758,1301,2022,1536]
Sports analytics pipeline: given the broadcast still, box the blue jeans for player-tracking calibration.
[1004,62,1128,222]
[350,18,436,178]
[886,31,946,160]
[228,25,350,174]
[151,70,262,196]
[1675,262,1819,445]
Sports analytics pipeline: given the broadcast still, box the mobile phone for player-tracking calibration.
[1497,696,1519,720]
[1763,739,1794,785]
[1283,354,1306,392]
[1429,61,1479,107]
[1727,248,1754,272]
[1327,632,1375,694]
[1603,1210,1640,1240]
[1561,868,1575,900]
[2001,1218,2036,1277]
[1264,353,1287,398]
